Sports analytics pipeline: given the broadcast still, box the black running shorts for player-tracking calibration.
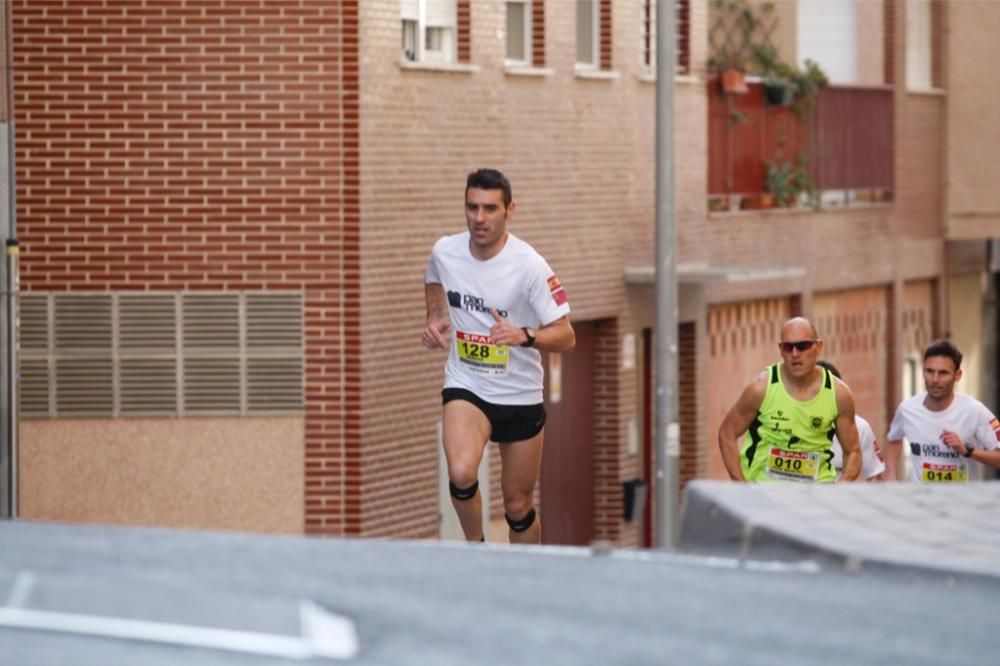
[441,388,546,443]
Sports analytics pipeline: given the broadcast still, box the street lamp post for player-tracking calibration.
[654,0,679,548]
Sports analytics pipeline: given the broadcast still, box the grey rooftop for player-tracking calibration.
[680,480,1000,581]
[2,516,999,665]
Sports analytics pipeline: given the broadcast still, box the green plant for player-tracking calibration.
[765,154,818,208]
[708,0,775,74]
[791,154,820,208]
[765,159,796,207]
[751,46,829,115]
[788,59,828,116]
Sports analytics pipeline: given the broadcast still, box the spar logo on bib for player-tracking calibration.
[548,276,568,306]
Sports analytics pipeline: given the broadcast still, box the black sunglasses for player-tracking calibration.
[779,340,818,353]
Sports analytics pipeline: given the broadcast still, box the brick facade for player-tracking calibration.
[14,0,361,535]
[12,1,991,544]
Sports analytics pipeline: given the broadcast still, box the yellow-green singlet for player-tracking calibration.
[740,363,838,483]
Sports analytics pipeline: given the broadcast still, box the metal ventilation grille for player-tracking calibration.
[19,359,50,417]
[247,358,304,411]
[120,294,176,350]
[55,358,113,416]
[183,358,241,413]
[18,295,48,351]
[120,359,177,415]
[18,292,304,419]
[183,294,239,351]
[246,293,303,348]
[54,294,112,350]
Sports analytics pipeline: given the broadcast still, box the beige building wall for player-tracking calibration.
[901,279,936,363]
[359,1,663,536]
[856,0,885,86]
[20,417,304,533]
[945,0,1000,239]
[813,286,891,438]
[706,299,792,480]
[949,272,983,400]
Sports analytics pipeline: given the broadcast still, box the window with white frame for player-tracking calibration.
[798,0,858,83]
[905,0,932,89]
[506,1,532,65]
[576,0,598,68]
[401,0,457,64]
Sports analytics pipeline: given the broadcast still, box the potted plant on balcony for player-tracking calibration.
[750,45,830,114]
[709,49,749,95]
[708,0,775,95]
[765,155,820,209]
[791,154,820,208]
[752,45,794,106]
[765,159,797,207]
[787,59,829,117]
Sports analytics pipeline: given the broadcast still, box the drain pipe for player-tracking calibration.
[1,0,17,519]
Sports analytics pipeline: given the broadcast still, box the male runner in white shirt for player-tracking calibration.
[885,339,1000,483]
[423,168,575,543]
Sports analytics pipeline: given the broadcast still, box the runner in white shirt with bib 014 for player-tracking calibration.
[885,339,1000,483]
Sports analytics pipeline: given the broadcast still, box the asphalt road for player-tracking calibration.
[1,520,997,665]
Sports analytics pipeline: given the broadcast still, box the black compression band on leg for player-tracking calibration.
[448,480,479,501]
[505,507,536,533]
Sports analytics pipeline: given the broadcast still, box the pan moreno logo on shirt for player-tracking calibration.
[446,290,508,318]
[911,441,960,459]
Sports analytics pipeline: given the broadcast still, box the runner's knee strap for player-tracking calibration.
[449,480,479,501]
[505,507,536,533]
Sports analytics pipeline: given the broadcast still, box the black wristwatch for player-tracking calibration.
[520,327,536,348]
[963,445,974,458]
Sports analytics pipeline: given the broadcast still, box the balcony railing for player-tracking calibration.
[708,79,893,210]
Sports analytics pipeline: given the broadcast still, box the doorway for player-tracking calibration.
[540,321,595,545]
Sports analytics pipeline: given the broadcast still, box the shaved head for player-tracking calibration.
[781,316,818,341]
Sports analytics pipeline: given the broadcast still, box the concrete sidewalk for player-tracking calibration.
[679,480,1000,581]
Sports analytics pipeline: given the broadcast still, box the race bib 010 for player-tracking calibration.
[766,448,821,482]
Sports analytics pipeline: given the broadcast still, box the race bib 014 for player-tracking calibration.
[921,461,968,484]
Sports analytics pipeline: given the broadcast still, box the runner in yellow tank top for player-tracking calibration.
[740,362,838,482]
[718,317,863,483]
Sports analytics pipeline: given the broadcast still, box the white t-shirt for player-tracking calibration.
[425,231,571,404]
[888,392,1000,484]
[831,415,885,480]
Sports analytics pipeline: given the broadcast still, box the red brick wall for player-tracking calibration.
[13,0,361,535]
[457,0,471,63]
[593,317,624,542]
[884,0,896,85]
[599,0,612,70]
[532,0,545,67]
[677,322,698,495]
